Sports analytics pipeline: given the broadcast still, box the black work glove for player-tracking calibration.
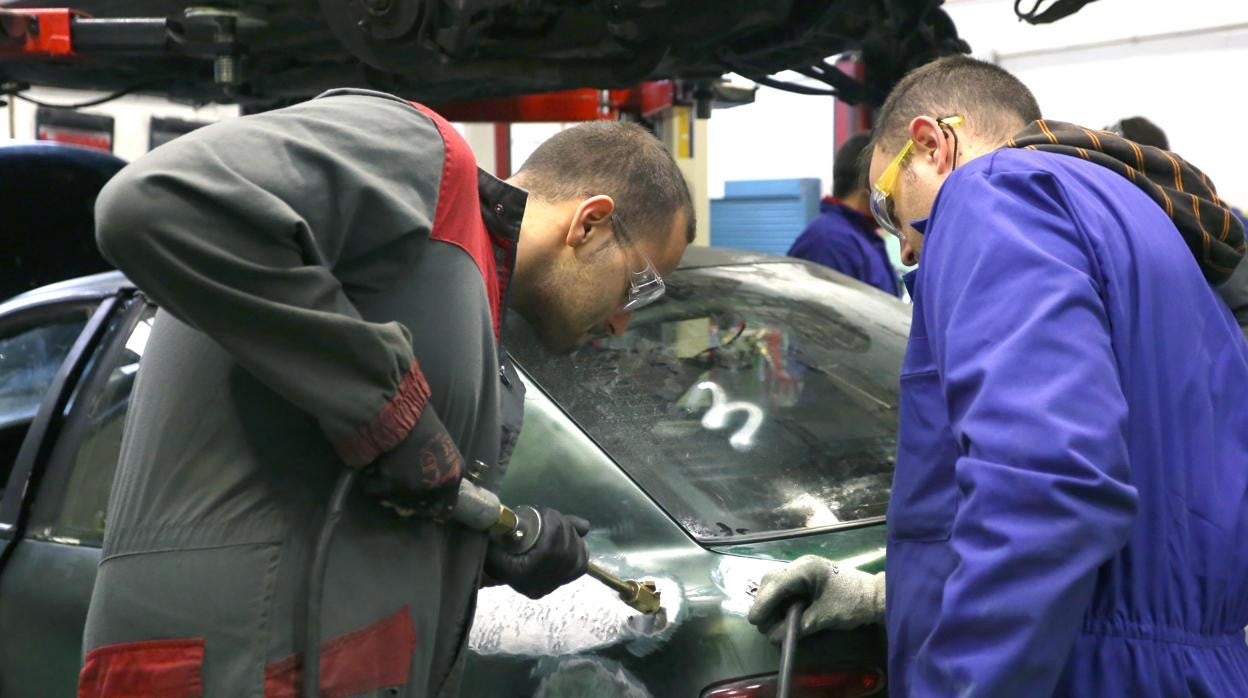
[484,508,590,599]
[360,409,464,516]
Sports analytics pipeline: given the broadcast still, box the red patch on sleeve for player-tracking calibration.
[263,606,418,698]
[79,637,205,698]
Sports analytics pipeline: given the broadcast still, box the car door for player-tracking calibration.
[0,293,151,697]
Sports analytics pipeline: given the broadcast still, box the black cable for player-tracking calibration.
[303,469,358,698]
[790,61,872,105]
[817,60,869,97]
[777,601,805,698]
[1014,0,1047,21]
[720,52,839,97]
[1015,0,1099,24]
[746,73,838,97]
[794,66,832,83]
[6,82,160,109]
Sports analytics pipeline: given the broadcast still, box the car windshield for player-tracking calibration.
[511,261,907,541]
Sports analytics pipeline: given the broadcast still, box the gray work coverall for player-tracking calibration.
[79,89,527,698]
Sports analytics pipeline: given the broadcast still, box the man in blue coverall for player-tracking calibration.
[787,132,900,295]
[749,56,1248,696]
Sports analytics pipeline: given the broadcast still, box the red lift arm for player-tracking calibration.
[0,8,82,56]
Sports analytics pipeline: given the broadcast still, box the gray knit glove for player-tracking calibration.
[747,555,885,643]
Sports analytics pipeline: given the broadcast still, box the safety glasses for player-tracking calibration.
[612,215,666,312]
[869,115,963,240]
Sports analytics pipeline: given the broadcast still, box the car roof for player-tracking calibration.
[677,246,794,270]
[5,248,831,291]
[1,247,898,316]
[0,271,131,316]
[1,142,127,299]
[0,141,126,174]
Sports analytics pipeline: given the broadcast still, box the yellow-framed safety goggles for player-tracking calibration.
[869,115,964,240]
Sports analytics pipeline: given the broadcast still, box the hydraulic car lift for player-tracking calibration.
[0,5,750,245]
[1,6,256,87]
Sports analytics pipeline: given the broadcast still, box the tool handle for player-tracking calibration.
[453,482,660,614]
[449,479,541,554]
[449,478,504,532]
[586,562,633,595]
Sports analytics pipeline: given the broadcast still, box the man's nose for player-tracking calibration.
[901,239,918,267]
[605,311,632,336]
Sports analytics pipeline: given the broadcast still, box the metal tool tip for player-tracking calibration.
[625,607,669,635]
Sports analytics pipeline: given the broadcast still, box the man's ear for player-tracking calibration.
[908,116,956,175]
[565,194,616,249]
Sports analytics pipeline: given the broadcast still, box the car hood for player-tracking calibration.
[0,143,125,301]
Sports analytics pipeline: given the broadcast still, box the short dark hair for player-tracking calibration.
[514,121,696,244]
[833,132,872,199]
[1111,116,1169,150]
[871,55,1041,154]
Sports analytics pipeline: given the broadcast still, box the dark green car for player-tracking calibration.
[0,242,906,697]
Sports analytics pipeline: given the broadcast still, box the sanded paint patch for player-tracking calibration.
[469,557,684,658]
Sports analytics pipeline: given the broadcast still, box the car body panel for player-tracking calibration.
[0,540,98,695]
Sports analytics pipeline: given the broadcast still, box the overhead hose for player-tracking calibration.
[3,80,169,109]
[1014,0,1100,24]
[303,469,358,698]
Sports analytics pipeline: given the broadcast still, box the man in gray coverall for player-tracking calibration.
[77,89,694,697]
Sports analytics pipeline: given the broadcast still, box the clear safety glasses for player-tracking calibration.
[870,115,963,240]
[612,215,666,313]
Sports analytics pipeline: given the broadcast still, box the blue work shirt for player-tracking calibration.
[888,148,1248,696]
[788,198,900,296]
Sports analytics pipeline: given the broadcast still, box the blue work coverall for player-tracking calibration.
[888,148,1248,696]
[788,198,900,296]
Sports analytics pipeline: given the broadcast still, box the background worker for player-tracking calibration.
[788,132,901,296]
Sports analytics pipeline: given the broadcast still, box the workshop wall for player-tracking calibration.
[706,0,1248,208]
[706,80,837,200]
[2,88,239,162]
[947,0,1248,208]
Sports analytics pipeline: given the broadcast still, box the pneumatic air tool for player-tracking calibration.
[448,472,664,618]
[303,464,665,698]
